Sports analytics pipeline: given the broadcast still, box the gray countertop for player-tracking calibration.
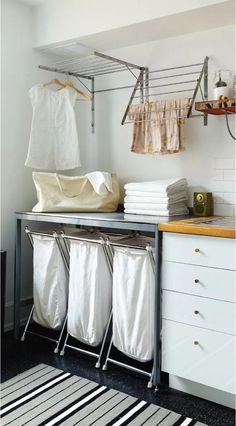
[16,211,190,232]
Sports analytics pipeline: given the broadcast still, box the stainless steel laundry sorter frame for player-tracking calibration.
[13,211,175,389]
[102,238,156,388]
[20,226,70,353]
[57,230,114,367]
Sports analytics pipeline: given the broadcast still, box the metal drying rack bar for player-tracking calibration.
[38,52,209,131]
[39,51,145,134]
[122,56,209,126]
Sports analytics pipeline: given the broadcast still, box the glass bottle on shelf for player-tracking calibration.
[213,70,233,100]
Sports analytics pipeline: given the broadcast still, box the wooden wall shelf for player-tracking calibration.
[195,98,236,115]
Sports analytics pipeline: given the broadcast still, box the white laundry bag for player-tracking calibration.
[32,235,68,329]
[113,246,155,362]
[67,239,112,346]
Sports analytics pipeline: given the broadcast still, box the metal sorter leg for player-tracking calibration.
[95,311,112,368]
[20,227,34,342]
[146,245,156,389]
[20,305,34,342]
[53,233,70,354]
[54,313,68,354]
[60,332,70,356]
[95,239,114,368]
[57,234,72,357]
[57,233,72,357]
[102,337,113,371]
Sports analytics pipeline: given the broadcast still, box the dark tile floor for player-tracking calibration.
[1,330,235,426]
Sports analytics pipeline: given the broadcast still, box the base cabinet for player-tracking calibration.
[161,232,236,407]
[162,320,235,394]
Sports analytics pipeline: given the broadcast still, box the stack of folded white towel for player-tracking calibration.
[124,178,189,216]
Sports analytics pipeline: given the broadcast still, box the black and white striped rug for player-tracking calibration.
[1,364,207,426]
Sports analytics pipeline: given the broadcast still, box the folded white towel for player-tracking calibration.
[125,189,188,199]
[124,178,187,193]
[124,202,187,211]
[124,208,189,217]
[124,194,188,204]
[85,171,113,195]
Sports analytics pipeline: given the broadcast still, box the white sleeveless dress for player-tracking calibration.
[25,84,81,170]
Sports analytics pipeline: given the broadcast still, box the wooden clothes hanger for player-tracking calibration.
[43,76,92,101]
[43,78,65,89]
[62,79,92,101]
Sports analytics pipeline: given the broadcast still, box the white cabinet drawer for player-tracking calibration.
[162,291,236,335]
[162,320,236,394]
[163,233,236,270]
[162,261,236,302]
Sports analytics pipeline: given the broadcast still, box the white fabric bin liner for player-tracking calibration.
[67,237,112,346]
[32,234,68,330]
[112,239,155,362]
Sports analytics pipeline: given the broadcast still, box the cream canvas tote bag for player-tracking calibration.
[32,172,120,212]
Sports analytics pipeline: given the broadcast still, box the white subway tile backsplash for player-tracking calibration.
[224,169,236,181]
[214,169,224,180]
[214,203,234,217]
[214,158,235,170]
[223,193,236,204]
[213,193,224,204]
[212,180,235,193]
[212,157,235,216]
[214,192,236,205]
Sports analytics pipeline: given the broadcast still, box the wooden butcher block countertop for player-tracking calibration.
[158,216,236,239]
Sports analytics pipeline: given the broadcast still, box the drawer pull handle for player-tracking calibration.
[194,279,199,283]
[193,340,199,345]
[194,248,200,253]
[194,310,199,315]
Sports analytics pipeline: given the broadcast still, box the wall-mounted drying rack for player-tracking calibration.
[122,56,209,126]
[39,51,146,134]
[38,52,209,132]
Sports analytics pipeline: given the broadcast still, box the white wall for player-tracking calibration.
[92,26,235,214]
[1,0,101,330]
[33,0,231,47]
[1,0,60,329]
